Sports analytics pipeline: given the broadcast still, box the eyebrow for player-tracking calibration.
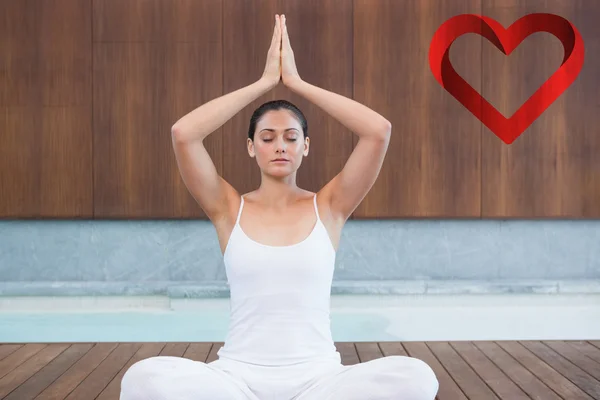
[259,128,299,133]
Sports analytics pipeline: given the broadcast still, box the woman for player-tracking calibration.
[120,14,438,400]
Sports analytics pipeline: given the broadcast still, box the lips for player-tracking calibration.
[272,159,289,162]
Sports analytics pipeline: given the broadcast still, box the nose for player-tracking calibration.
[274,137,287,152]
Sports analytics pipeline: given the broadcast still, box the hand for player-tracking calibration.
[261,14,282,88]
[280,15,302,87]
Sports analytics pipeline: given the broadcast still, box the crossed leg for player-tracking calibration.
[119,356,259,400]
[294,355,439,400]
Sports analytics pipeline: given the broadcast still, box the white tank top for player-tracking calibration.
[217,193,342,366]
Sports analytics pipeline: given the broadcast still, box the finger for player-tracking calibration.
[277,15,282,49]
[271,15,280,47]
[270,15,279,48]
[282,16,292,49]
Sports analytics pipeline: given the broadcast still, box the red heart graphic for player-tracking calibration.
[429,13,584,144]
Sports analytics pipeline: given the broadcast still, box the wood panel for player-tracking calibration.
[1,0,598,219]
[222,0,354,198]
[1,341,600,399]
[92,0,222,218]
[473,341,563,399]
[481,0,600,218]
[0,0,93,218]
[404,341,468,399]
[498,341,596,399]
[428,341,500,399]
[353,0,483,218]
[449,341,530,399]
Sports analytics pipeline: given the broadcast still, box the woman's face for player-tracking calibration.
[248,109,309,177]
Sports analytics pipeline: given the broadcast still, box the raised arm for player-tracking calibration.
[171,15,283,221]
[280,15,391,223]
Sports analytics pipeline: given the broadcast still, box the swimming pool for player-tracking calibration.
[1,293,599,343]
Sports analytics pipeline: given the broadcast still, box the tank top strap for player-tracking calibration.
[236,194,318,226]
[235,195,245,226]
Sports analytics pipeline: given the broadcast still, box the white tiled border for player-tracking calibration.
[1,292,599,342]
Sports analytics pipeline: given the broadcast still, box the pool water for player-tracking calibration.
[1,294,599,343]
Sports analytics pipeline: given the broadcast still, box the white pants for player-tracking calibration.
[119,354,439,400]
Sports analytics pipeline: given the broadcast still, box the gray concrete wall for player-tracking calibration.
[1,220,599,297]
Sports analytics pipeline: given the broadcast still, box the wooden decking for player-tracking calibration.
[0,341,599,399]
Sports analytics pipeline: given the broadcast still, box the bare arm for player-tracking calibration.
[171,15,283,221]
[280,15,391,223]
[288,79,391,222]
[171,78,275,143]
[171,78,276,220]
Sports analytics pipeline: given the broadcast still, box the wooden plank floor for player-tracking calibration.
[0,341,599,399]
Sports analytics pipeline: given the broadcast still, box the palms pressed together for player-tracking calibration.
[262,14,301,88]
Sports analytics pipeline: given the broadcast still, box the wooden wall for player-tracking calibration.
[1,0,598,220]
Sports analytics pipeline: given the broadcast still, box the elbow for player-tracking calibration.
[171,123,188,143]
[171,126,182,143]
[171,122,180,136]
[382,119,392,132]
[171,124,205,144]
[362,120,390,142]
[171,120,184,135]
[379,119,392,140]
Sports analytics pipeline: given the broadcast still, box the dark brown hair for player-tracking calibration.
[248,99,308,141]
